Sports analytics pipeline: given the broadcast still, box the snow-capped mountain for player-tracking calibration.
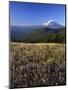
[11,19,65,43]
[43,20,63,29]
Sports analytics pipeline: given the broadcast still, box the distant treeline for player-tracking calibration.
[11,27,66,43]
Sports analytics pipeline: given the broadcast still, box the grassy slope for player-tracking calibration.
[10,42,66,88]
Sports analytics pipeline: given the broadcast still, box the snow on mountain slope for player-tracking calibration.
[43,20,63,29]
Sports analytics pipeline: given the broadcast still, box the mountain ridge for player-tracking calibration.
[10,20,65,43]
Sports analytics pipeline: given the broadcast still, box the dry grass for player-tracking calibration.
[10,42,66,88]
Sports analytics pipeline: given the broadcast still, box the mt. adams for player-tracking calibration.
[43,20,63,29]
[11,20,65,42]
[11,20,64,33]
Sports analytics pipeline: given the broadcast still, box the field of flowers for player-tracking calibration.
[10,43,66,88]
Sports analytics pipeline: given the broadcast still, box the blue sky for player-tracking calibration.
[10,2,66,26]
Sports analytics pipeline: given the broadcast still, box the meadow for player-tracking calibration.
[10,43,66,88]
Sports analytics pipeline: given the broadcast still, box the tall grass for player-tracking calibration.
[10,43,66,88]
